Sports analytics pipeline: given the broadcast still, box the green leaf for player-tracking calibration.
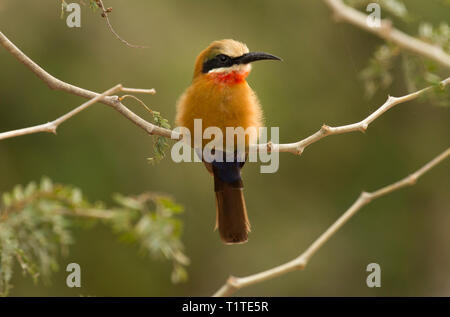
[0,178,188,295]
[158,197,184,214]
[112,193,144,210]
[2,193,12,208]
[40,177,53,192]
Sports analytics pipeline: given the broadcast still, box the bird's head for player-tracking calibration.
[193,39,281,84]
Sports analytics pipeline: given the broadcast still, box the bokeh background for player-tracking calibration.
[0,0,449,296]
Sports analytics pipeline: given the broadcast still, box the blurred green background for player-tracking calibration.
[0,0,449,296]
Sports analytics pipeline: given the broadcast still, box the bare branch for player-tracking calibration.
[1,31,446,154]
[0,84,154,141]
[0,31,179,140]
[323,0,450,68]
[96,0,148,49]
[213,147,450,297]
[252,77,449,155]
[120,88,156,95]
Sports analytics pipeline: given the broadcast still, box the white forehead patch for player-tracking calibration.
[220,42,249,58]
[209,39,249,58]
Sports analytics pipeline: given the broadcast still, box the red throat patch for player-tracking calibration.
[208,70,249,85]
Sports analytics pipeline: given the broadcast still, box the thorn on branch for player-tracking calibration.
[359,123,368,132]
[320,124,332,135]
[295,147,304,156]
[227,276,240,289]
[406,174,418,185]
[46,123,58,135]
[293,258,307,270]
[109,95,120,103]
[267,141,273,153]
[360,191,373,203]
[100,7,112,18]
[387,95,397,103]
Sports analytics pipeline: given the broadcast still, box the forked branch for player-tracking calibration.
[95,0,147,48]
[252,77,449,155]
[213,147,450,297]
[1,31,447,154]
[0,84,154,141]
[323,0,450,68]
[0,31,177,140]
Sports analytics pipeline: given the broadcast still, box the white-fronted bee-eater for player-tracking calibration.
[176,39,281,244]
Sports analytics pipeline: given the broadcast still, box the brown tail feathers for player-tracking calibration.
[214,173,250,244]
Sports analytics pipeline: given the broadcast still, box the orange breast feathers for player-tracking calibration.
[175,76,263,148]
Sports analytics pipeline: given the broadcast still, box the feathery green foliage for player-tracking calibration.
[0,178,188,296]
[360,43,400,98]
[148,111,172,165]
[116,95,172,165]
[348,0,449,106]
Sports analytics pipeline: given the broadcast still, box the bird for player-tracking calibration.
[175,39,281,244]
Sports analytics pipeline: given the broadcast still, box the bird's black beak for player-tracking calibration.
[234,52,282,65]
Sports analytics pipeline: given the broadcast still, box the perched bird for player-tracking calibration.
[175,39,281,244]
